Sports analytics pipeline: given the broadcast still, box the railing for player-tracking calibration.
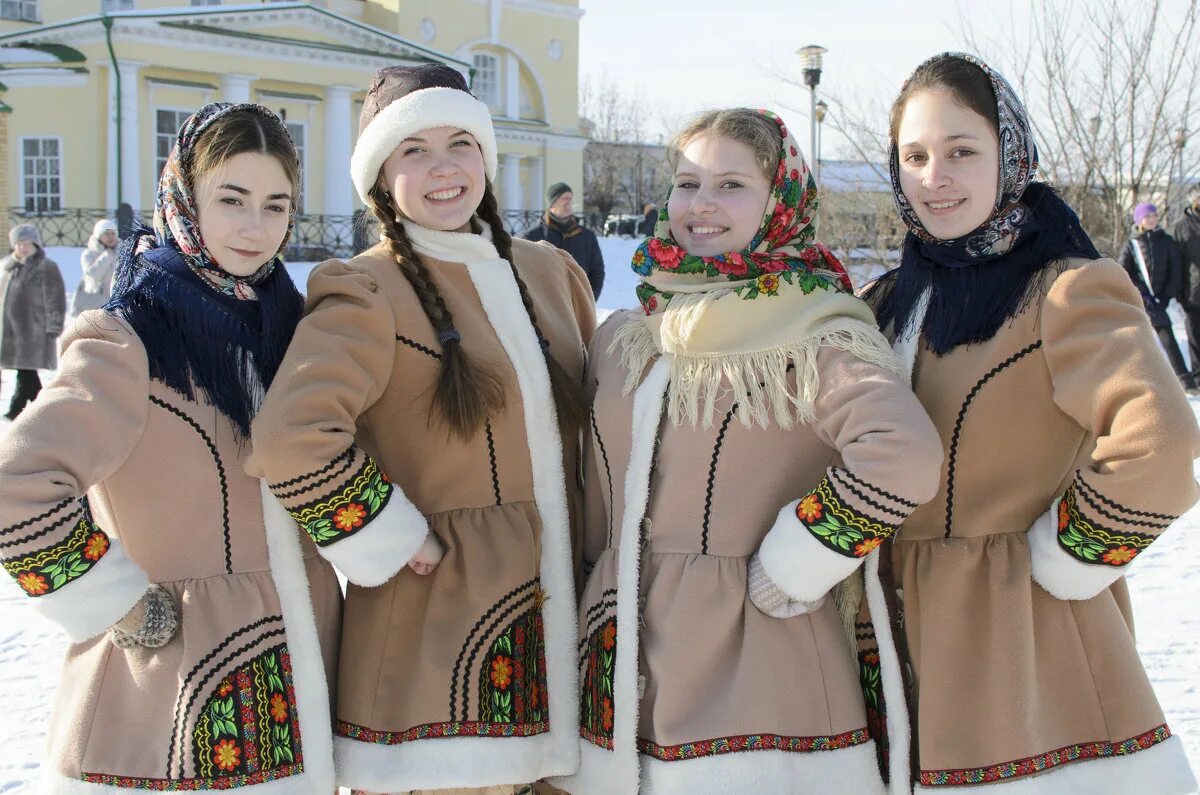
[9,207,607,261]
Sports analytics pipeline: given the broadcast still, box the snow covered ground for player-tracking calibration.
[1,242,1198,792]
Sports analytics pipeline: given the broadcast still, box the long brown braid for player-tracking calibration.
[367,185,504,439]
[476,183,587,429]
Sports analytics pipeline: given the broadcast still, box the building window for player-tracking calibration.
[286,121,306,213]
[155,108,193,178]
[21,137,62,214]
[0,0,38,22]
[101,0,134,11]
[190,0,221,6]
[472,53,499,109]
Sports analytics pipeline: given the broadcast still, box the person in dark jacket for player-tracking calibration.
[1120,202,1194,387]
[1172,186,1200,378]
[524,181,604,299]
[638,202,658,237]
[0,223,65,419]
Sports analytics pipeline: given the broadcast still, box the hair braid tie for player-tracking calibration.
[438,329,463,345]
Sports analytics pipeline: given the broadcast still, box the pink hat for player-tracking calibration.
[1133,202,1158,225]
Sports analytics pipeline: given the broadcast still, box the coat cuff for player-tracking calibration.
[3,514,149,642]
[272,451,428,587]
[1027,481,1161,601]
[757,475,896,603]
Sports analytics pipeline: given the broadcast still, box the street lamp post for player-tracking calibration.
[814,99,828,182]
[798,44,826,182]
[1175,128,1188,223]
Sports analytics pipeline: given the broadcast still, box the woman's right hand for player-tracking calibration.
[407,532,445,575]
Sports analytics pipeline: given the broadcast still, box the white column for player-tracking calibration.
[504,52,520,120]
[526,156,544,212]
[488,0,502,43]
[220,73,256,104]
[323,85,355,216]
[105,60,144,210]
[501,153,523,212]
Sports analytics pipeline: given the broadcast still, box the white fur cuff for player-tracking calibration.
[31,535,149,642]
[756,498,865,604]
[1028,503,1126,601]
[350,86,498,203]
[747,553,824,618]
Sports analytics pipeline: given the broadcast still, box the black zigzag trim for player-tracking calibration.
[589,407,614,547]
[269,447,353,491]
[945,342,1043,538]
[834,467,918,510]
[149,397,232,573]
[1073,473,1175,527]
[829,469,909,521]
[166,617,284,776]
[0,497,74,538]
[584,588,618,624]
[450,579,537,721]
[273,448,355,501]
[0,507,80,550]
[485,419,502,506]
[1072,484,1167,536]
[702,404,738,555]
[580,600,618,654]
[396,334,443,360]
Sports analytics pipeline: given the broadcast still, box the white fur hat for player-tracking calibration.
[350,85,498,204]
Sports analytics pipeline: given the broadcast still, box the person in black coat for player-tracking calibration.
[524,182,604,300]
[1172,186,1200,376]
[638,202,658,237]
[1120,202,1194,387]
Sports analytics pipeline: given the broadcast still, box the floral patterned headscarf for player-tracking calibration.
[133,102,298,300]
[632,109,852,315]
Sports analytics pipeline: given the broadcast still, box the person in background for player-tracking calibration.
[1172,185,1200,383]
[525,181,605,300]
[1120,202,1193,388]
[69,218,119,323]
[0,223,64,420]
[638,201,657,237]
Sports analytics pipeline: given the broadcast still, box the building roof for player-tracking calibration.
[818,159,891,193]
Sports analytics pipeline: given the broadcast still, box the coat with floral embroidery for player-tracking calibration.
[0,310,342,793]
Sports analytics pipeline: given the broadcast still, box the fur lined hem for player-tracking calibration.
[307,486,429,587]
[912,734,1196,794]
[332,727,575,790]
[31,536,149,643]
[1027,503,1127,601]
[757,498,865,603]
[40,768,327,795]
[864,552,912,794]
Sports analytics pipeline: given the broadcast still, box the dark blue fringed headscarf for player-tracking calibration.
[105,103,304,438]
[873,53,1100,355]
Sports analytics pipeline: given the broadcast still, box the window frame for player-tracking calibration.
[19,135,64,215]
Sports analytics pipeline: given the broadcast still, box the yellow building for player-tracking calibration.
[0,0,586,240]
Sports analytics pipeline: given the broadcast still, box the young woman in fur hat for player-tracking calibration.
[553,108,942,795]
[867,52,1199,793]
[249,64,594,794]
[0,102,341,792]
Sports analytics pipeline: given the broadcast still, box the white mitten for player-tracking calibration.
[748,554,825,618]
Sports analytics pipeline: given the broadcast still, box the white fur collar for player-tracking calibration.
[402,219,500,264]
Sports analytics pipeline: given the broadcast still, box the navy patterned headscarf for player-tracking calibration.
[106,102,304,438]
[872,52,1099,354]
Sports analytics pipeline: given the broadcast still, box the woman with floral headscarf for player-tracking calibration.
[0,103,340,793]
[551,108,942,795]
[866,53,1199,793]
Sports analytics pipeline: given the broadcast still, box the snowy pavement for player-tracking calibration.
[0,244,1198,792]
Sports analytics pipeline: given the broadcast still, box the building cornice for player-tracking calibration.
[471,0,585,20]
[495,123,589,151]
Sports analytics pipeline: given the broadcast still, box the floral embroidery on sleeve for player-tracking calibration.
[794,475,899,558]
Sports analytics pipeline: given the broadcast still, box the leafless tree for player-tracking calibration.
[579,74,667,219]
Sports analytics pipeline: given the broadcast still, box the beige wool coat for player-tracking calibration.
[0,310,342,793]
[249,228,594,792]
[869,258,1200,793]
[553,308,944,795]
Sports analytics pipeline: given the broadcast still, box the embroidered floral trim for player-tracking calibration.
[287,457,393,547]
[191,645,302,780]
[795,476,898,558]
[3,517,110,597]
[81,764,303,790]
[1056,484,1157,567]
[638,727,871,761]
[336,719,549,745]
[580,617,616,746]
[858,645,890,777]
[478,598,548,725]
[919,724,1172,786]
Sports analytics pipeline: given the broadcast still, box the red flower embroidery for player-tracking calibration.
[1057,500,1070,531]
[797,494,823,523]
[333,503,366,532]
[217,679,233,698]
[601,619,617,650]
[714,252,749,277]
[790,145,798,156]
[643,295,658,315]
[491,656,514,690]
[854,537,884,557]
[213,739,241,772]
[647,237,685,270]
[83,532,108,561]
[1101,546,1138,565]
[17,571,47,595]
[791,168,800,181]
[270,692,288,723]
[863,652,880,667]
[602,697,614,732]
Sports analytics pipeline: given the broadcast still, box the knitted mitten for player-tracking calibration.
[747,554,825,618]
[109,584,178,649]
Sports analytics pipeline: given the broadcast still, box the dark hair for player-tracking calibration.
[188,108,300,202]
[889,55,999,145]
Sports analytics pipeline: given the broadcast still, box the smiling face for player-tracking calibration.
[896,89,1000,241]
[194,150,293,277]
[667,134,772,257]
[379,126,485,232]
